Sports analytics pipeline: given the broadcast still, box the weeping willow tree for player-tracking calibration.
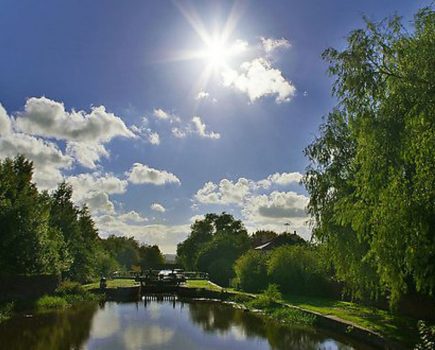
[304,7,435,306]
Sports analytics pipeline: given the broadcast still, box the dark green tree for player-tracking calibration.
[304,7,435,304]
[234,250,269,292]
[177,213,249,285]
[0,156,68,275]
[139,245,164,270]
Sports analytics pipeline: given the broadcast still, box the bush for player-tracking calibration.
[267,245,331,296]
[248,284,282,309]
[234,250,269,292]
[36,295,69,311]
[55,280,97,303]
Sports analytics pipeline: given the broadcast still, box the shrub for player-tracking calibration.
[267,245,331,296]
[234,250,269,292]
[55,280,97,303]
[248,284,282,309]
[36,295,69,311]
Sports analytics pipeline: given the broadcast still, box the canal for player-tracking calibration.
[0,300,376,349]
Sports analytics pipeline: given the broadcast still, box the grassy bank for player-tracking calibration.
[187,280,419,347]
[83,278,139,290]
[0,281,100,321]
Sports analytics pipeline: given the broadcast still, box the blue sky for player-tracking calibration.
[0,0,429,252]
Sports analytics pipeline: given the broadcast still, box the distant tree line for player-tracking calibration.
[0,155,164,283]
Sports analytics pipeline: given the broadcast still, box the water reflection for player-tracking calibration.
[0,300,374,350]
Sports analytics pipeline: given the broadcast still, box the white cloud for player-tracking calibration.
[195,178,252,205]
[66,172,128,214]
[12,97,135,169]
[15,97,135,143]
[242,191,308,221]
[127,163,181,186]
[0,104,12,135]
[0,102,74,189]
[261,37,291,53]
[66,142,109,169]
[131,125,160,145]
[195,91,210,100]
[171,127,187,138]
[258,171,303,189]
[191,116,220,139]
[0,132,72,190]
[222,58,296,103]
[193,172,310,239]
[170,117,220,140]
[118,211,148,223]
[153,108,180,123]
[194,172,303,205]
[150,203,166,213]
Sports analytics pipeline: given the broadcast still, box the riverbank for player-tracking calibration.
[186,280,419,349]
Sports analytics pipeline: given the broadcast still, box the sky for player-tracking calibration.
[0,0,429,253]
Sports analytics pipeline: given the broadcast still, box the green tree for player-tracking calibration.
[0,156,68,275]
[139,245,164,270]
[304,7,435,304]
[267,245,331,296]
[234,250,269,292]
[102,235,141,271]
[177,213,250,285]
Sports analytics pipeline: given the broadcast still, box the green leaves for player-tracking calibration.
[304,7,435,305]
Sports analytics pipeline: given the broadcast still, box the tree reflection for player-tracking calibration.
[0,304,98,350]
[187,301,355,350]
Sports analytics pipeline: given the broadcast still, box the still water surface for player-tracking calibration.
[0,300,375,350]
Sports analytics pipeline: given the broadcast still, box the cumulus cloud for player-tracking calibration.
[193,172,310,239]
[194,172,303,204]
[15,97,135,143]
[261,37,291,53]
[66,142,109,169]
[191,116,220,139]
[12,97,135,169]
[150,203,166,213]
[0,104,12,135]
[0,102,74,189]
[153,108,180,123]
[170,117,220,140]
[195,178,252,205]
[257,171,303,189]
[243,191,308,221]
[130,125,160,145]
[127,163,181,186]
[118,211,148,223]
[171,127,187,138]
[222,58,295,103]
[66,172,128,214]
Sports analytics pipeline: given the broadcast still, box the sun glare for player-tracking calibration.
[203,38,230,67]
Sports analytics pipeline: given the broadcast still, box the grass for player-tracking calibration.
[83,278,139,290]
[192,281,419,347]
[36,295,69,311]
[279,294,418,347]
[185,279,223,292]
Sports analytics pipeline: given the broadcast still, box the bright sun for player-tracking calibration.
[204,39,230,67]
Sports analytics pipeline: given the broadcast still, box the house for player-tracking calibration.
[254,231,305,251]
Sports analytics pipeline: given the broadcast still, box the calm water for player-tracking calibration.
[0,300,375,350]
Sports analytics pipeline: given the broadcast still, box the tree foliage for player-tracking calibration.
[0,155,164,282]
[177,213,250,286]
[303,8,435,304]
